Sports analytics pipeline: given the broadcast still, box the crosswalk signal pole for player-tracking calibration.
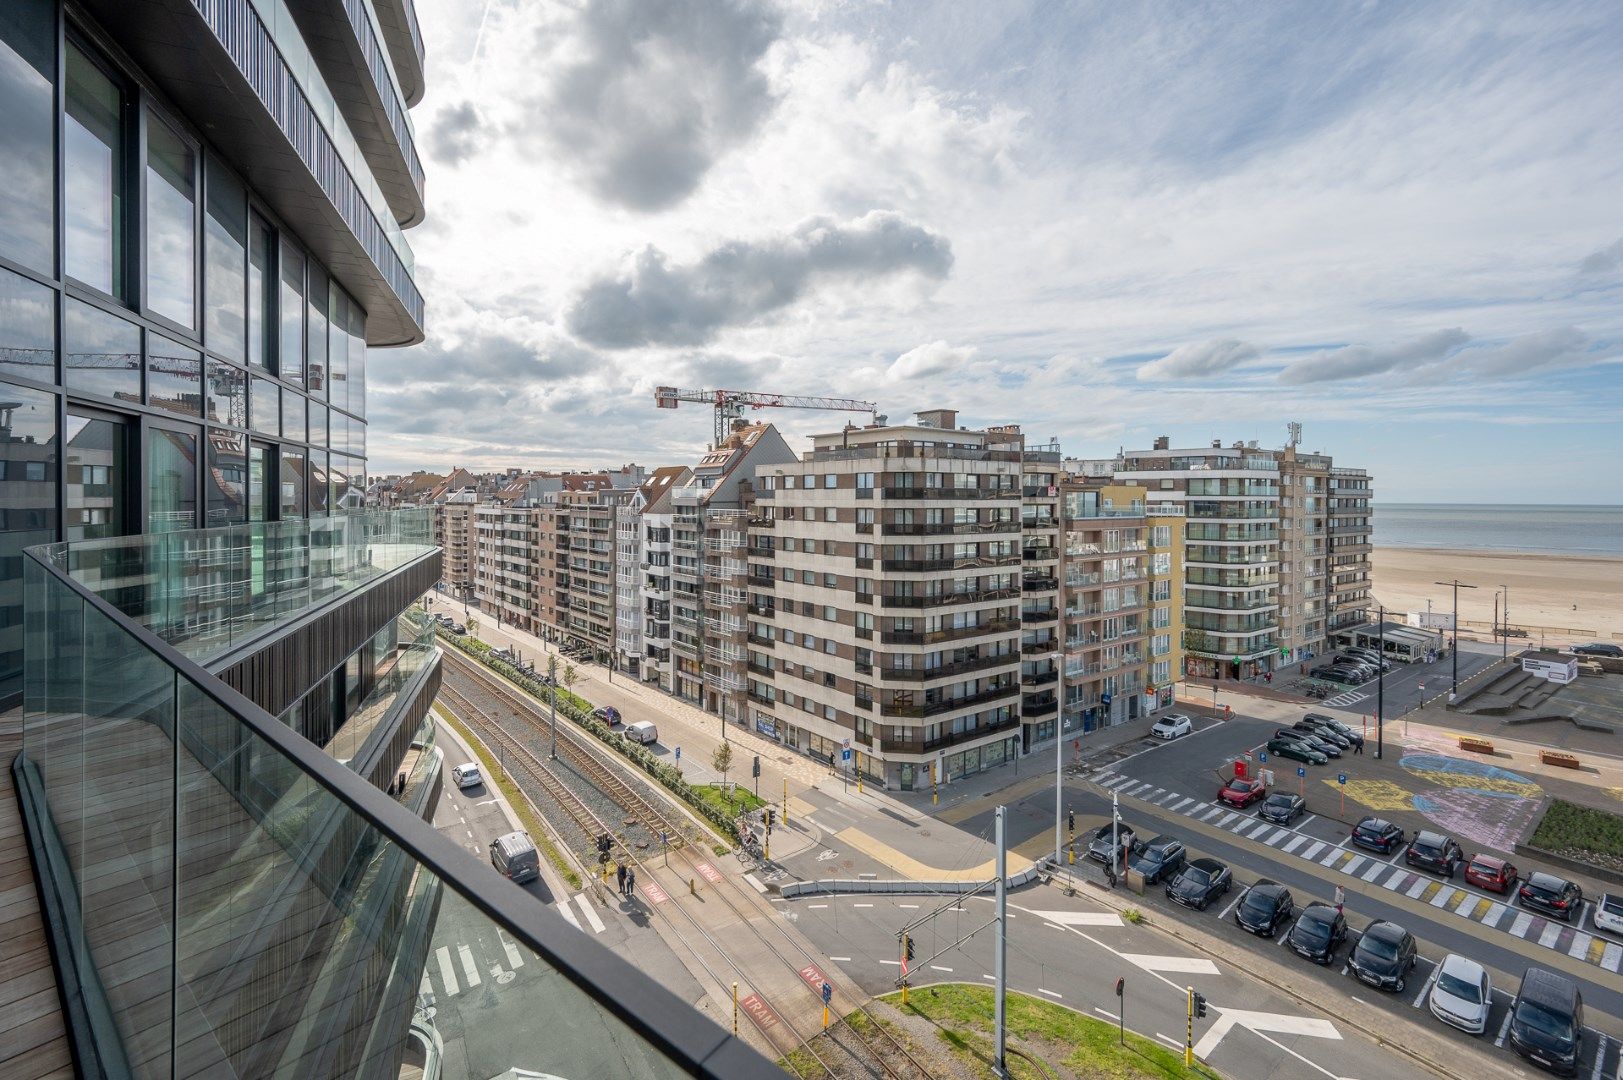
[931,764,938,805]
[1186,986,1194,1067]
[783,777,789,827]
[732,982,739,1036]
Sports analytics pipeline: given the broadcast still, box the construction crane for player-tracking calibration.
[654,386,881,448]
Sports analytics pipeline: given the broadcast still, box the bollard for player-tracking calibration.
[690,878,697,897]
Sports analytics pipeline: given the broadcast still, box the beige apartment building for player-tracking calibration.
[434,490,477,598]
[1328,467,1374,633]
[473,502,548,634]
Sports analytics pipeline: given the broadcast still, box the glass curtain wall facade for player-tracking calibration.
[0,0,370,700]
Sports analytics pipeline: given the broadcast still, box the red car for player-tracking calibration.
[1464,853,1518,894]
[1217,778,1266,808]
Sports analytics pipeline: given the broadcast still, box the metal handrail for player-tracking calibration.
[20,546,775,1079]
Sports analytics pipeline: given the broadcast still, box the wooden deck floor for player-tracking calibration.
[0,712,74,1080]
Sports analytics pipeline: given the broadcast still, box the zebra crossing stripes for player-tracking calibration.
[1089,767,1623,975]
[426,932,538,999]
[555,893,607,935]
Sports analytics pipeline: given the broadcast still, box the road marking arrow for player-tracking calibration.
[1193,1008,1341,1060]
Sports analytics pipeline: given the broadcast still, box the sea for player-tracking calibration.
[1373,504,1623,557]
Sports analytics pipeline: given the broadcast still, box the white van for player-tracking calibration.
[623,720,658,745]
[450,763,483,789]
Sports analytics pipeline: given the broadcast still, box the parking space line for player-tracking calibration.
[1410,961,1441,1008]
[1590,1035,1609,1080]
[1493,1010,1513,1047]
[1298,814,1317,830]
[1219,887,1249,921]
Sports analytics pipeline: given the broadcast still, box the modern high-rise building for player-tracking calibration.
[1072,435,1372,679]
[0,4,771,1077]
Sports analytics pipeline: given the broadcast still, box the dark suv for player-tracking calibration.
[1235,880,1294,937]
[1508,967,1584,1076]
[1351,816,1404,854]
[1287,903,1347,965]
[1129,835,1187,886]
[1349,920,1416,992]
[1087,822,1138,866]
[1518,873,1584,922]
[1404,831,1464,877]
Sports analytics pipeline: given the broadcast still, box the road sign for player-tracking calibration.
[1337,773,1347,785]
[842,737,851,749]
[674,746,681,762]
[1258,751,1268,763]
[841,747,852,762]
[1296,766,1306,778]
[821,982,832,1005]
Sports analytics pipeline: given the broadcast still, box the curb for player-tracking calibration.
[1047,875,1522,1080]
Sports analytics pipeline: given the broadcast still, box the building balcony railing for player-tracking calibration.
[16,522,776,1080]
[878,653,1020,682]
[881,587,1020,609]
[881,521,1020,537]
[886,715,1020,755]
[1021,607,1059,624]
[880,685,1018,718]
[881,617,1020,646]
[880,487,1021,501]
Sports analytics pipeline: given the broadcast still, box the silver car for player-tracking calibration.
[1428,953,1491,1035]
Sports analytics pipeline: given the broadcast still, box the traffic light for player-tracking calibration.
[752,754,762,778]
[1067,809,1075,835]
[903,934,914,962]
[765,808,775,830]
[1193,992,1208,1019]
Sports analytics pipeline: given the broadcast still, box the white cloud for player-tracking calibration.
[886,341,977,382]
[1578,238,1623,274]
[1277,328,1469,385]
[1137,339,1260,381]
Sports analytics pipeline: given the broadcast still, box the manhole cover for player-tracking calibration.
[919,829,930,837]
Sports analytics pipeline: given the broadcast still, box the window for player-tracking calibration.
[205,429,246,526]
[0,269,53,385]
[146,334,201,417]
[203,156,246,361]
[282,386,306,442]
[280,447,306,518]
[0,381,57,696]
[144,110,196,327]
[146,426,197,532]
[64,299,139,400]
[824,507,837,522]
[824,474,837,488]
[66,411,130,541]
[824,573,837,588]
[308,400,328,447]
[64,42,126,296]
[279,240,305,385]
[251,375,280,436]
[856,473,874,489]
[247,214,274,368]
[0,0,55,274]
[306,264,328,395]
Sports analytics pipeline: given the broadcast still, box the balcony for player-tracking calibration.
[881,521,1020,537]
[879,654,1020,681]
[14,516,776,1079]
[1022,576,1058,592]
[880,685,1019,718]
[880,487,1020,500]
[1021,607,1058,624]
[881,618,1020,646]
[881,587,1020,609]
[1021,694,1058,718]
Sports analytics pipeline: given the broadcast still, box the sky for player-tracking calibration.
[367,0,1623,503]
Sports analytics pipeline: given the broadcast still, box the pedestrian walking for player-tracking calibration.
[1354,737,1363,756]
[1334,884,1345,915]
[615,861,626,896]
[626,868,636,898]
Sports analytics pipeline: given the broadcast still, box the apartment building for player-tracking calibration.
[1328,467,1374,632]
[1059,481,1153,727]
[1147,500,1187,706]
[556,481,640,659]
[435,489,478,597]
[474,500,549,633]
[744,411,1029,788]
[615,467,690,682]
[1073,435,1371,680]
[1017,435,1065,750]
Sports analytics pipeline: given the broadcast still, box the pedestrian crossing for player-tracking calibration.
[1321,689,1368,708]
[1091,769,1623,975]
[423,930,538,999]
[555,892,608,934]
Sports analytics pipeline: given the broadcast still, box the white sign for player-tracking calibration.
[1408,611,1456,630]
[1523,656,1578,684]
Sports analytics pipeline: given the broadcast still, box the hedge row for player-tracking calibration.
[440,633,738,846]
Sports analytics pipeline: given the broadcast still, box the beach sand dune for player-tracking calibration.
[1372,548,1623,643]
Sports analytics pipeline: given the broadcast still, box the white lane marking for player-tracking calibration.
[1384,868,1408,890]
[931,965,954,973]
[1344,855,1366,875]
[744,873,768,893]
[436,946,459,996]
[1266,828,1290,845]
[1431,887,1458,908]
[1508,911,1533,938]
[1171,797,1195,813]
[1122,954,1221,975]
[1320,847,1344,867]
[1361,861,1386,882]
[879,960,900,966]
[1154,1032,1181,1049]
[576,893,606,934]
[1299,814,1318,830]
[1199,806,1224,821]
[1219,887,1249,921]
[1482,903,1508,929]
[1494,1010,1513,1047]
[459,944,482,988]
[557,901,582,931]
[1600,942,1623,972]
[898,904,920,909]
[829,956,852,962]
[1026,910,1125,926]
[853,903,874,909]
[465,829,473,838]
[1410,961,1441,1007]
[982,973,996,982]
[1192,1009,1342,1066]
[501,933,524,970]
[1588,1035,1608,1080]
[1449,890,1474,914]
[1094,1007,1118,1020]
[1536,921,1563,948]
[1216,812,1239,828]
[808,904,828,909]
[1303,842,1326,860]
[1281,835,1308,854]
[1405,878,1431,899]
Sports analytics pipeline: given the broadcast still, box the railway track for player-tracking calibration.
[438,646,937,1079]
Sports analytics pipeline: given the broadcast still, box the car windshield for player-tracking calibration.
[1514,1000,1574,1040]
[1180,867,1211,887]
[1241,891,1277,915]
[1359,933,1400,960]
[1139,850,1166,867]
[1228,780,1253,792]
[1436,972,1482,1004]
[1294,915,1332,945]
[1265,795,1291,808]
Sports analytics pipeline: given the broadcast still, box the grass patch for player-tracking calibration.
[883,983,1209,1080]
[436,705,582,890]
[1529,799,1623,870]
[1122,908,1146,925]
[693,783,768,818]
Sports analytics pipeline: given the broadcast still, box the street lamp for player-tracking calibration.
[1432,579,1478,696]
[1499,585,1509,661]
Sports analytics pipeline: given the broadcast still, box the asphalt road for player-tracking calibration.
[1295,642,1503,719]
[421,722,707,1080]
[787,888,1418,1080]
[976,776,1623,1079]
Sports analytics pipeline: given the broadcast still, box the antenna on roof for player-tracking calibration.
[1287,421,1302,448]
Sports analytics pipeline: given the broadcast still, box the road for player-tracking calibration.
[788,886,1420,1080]
[421,721,709,1080]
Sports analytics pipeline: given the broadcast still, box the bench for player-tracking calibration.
[1541,750,1580,769]
[1458,737,1495,755]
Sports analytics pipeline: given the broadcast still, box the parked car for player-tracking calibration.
[1405,831,1465,877]
[1274,728,1342,758]
[1217,777,1266,808]
[1293,720,1351,749]
[1087,822,1138,866]
[1518,873,1584,922]
[1302,713,1364,747]
[592,705,622,725]
[1508,967,1584,1076]
[1287,902,1348,964]
[1570,642,1622,658]
[1428,953,1492,1035]
[1236,881,1295,937]
[1130,835,1187,885]
[1309,665,1359,684]
[1150,713,1193,740]
[1351,816,1405,854]
[1267,737,1327,765]
[450,763,483,789]
[1166,858,1232,911]
[448,622,467,635]
[1257,792,1306,824]
[1349,920,1417,991]
[1594,891,1623,937]
[1465,853,1519,894]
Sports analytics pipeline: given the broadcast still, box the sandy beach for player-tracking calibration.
[1371,547,1623,645]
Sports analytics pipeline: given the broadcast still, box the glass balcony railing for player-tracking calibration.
[17,545,775,1080]
[42,509,435,665]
